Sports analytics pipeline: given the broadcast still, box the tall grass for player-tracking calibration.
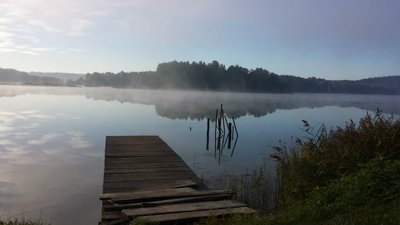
[272,110,400,206]
[203,161,276,212]
[0,217,50,225]
[227,162,275,212]
[197,111,400,225]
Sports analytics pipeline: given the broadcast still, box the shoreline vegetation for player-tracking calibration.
[0,218,49,225]
[197,111,400,225]
[1,61,400,95]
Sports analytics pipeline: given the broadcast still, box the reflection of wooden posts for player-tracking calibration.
[231,119,234,141]
[217,130,221,151]
[228,123,232,149]
[232,117,238,138]
[206,118,210,150]
[230,118,234,141]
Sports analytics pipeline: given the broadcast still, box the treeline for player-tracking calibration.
[2,61,399,94]
[75,61,400,94]
[0,68,64,86]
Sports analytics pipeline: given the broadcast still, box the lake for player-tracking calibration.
[0,85,399,224]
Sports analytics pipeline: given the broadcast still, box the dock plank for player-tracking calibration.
[101,187,195,200]
[104,166,191,174]
[103,161,188,169]
[122,200,247,216]
[138,207,257,222]
[103,179,199,192]
[102,188,228,203]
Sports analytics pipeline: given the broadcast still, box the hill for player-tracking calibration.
[0,68,64,86]
[29,72,83,82]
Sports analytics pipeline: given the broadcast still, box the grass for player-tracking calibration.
[196,110,400,225]
[0,217,49,225]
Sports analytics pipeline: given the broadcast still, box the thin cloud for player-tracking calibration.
[0,26,53,55]
[27,19,60,33]
[0,0,95,55]
[86,10,109,17]
[68,48,83,52]
[0,17,12,24]
[68,19,94,37]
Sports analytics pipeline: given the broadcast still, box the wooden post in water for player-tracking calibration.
[220,104,225,135]
[228,122,232,149]
[217,107,222,151]
[206,118,210,150]
[215,110,218,157]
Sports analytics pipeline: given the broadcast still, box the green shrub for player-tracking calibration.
[273,111,400,205]
[285,158,400,222]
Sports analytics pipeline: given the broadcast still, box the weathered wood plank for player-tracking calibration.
[122,200,247,216]
[106,136,161,144]
[103,161,188,169]
[105,151,176,157]
[142,193,231,207]
[137,207,257,222]
[104,166,191,174]
[101,211,125,220]
[106,135,160,140]
[104,172,198,182]
[101,187,228,202]
[103,194,230,211]
[99,217,129,225]
[108,191,230,203]
[103,180,199,192]
[103,202,143,210]
[105,143,166,149]
[105,156,183,164]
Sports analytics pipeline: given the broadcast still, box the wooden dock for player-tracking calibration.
[100,136,256,224]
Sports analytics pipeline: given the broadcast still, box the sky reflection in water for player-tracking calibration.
[0,85,399,225]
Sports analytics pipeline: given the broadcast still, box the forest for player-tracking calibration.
[75,61,400,94]
[1,61,400,94]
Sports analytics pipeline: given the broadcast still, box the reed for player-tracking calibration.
[198,111,400,225]
[0,217,50,225]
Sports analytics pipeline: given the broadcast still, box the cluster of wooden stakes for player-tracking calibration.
[206,104,239,164]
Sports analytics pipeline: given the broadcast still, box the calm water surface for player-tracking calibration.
[0,85,399,224]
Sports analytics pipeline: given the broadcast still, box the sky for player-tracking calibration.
[0,0,399,80]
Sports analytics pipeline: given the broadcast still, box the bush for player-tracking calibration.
[272,111,400,205]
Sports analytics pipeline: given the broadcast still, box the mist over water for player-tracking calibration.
[0,85,399,225]
[2,85,400,119]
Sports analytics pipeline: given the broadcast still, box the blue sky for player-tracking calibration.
[0,0,399,80]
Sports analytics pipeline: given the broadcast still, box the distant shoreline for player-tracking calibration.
[2,61,400,95]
